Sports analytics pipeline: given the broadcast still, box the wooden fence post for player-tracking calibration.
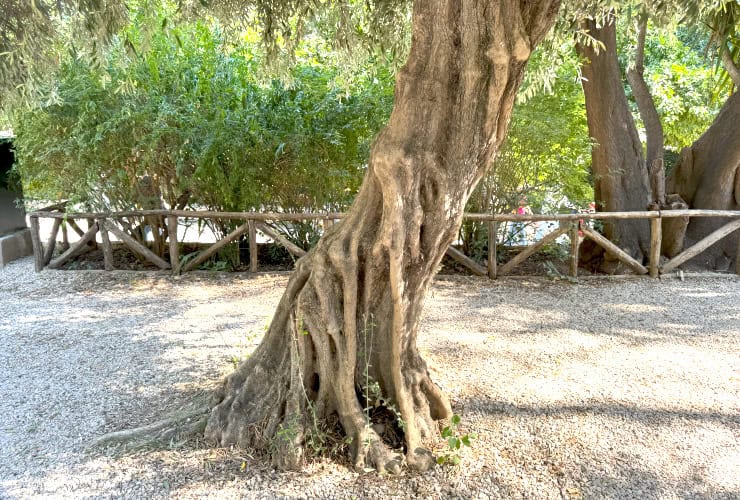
[649,216,662,278]
[168,215,180,274]
[86,217,98,249]
[30,216,44,272]
[103,220,170,270]
[48,223,99,269]
[488,221,497,279]
[499,225,570,276]
[98,219,114,271]
[569,222,580,278]
[248,220,258,272]
[60,221,69,252]
[179,221,249,273]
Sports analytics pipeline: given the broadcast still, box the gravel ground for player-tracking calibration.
[1,256,738,499]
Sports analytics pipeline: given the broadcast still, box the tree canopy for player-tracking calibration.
[6,0,735,262]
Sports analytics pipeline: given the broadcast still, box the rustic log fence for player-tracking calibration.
[28,208,740,278]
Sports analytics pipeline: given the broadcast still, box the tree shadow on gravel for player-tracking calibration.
[454,395,740,498]
[573,456,739,499]
[1,271,280,489]
[460,398,740,426]
[579,462,705,499]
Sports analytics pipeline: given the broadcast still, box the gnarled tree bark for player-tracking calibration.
[204,0,560,472]
[667,91,740,269]
[576,15,652,271]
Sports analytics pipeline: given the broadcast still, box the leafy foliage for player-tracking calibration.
[460,66,593,260]
[619,18,724,151]
[646,32,721,149]
[13,15,394,220]
[0,0,410,116]
[0,0,128,112]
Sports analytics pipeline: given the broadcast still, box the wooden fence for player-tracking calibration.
[28,207,740,278]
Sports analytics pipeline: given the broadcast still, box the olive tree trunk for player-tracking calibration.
[205,0,560,472]
[576,16,652,269]
[667,91,740,268]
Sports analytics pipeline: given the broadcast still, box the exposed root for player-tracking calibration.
[351,424,402,474]
[90,406,210,451]
[347,424,435,473]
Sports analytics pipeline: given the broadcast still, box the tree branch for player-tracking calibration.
[633,12,647,74]
[625,12,665,205]
[721,43,740,88]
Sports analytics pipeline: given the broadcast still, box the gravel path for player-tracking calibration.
[1,256,738,499]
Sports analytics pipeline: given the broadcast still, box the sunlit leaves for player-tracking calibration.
[13,15,394,217]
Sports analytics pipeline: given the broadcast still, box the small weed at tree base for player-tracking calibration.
[437,414,476,466]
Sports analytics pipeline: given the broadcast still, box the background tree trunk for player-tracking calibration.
[626,13,665,206]
[205,0,560,473]
[667,91,740,270]
[624,12,688,257]
[576,16,652,271]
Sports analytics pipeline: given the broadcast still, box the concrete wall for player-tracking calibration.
[0,228,32,267]
[0,138,31,265]
[0,188,26,235]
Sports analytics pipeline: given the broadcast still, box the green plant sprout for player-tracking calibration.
[437,414,476,466]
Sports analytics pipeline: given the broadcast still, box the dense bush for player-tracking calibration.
[14,17,394,218]
[460,73,593,260]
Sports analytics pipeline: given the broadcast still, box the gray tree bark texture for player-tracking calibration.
[667,92,740,269]
[204,0,560,473]
[626,14,663,183]
[576,16,652,271]
[624,13,688,257]
[625,13,666,206]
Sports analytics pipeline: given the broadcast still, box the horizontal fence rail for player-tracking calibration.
[28,207,740,278]
[31,208,740,221]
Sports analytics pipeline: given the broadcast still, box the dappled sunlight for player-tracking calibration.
[2,266,738,498]
[418,275,739,497]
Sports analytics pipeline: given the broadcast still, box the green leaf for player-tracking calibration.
[451,414,461,426]
[448,437,460,450]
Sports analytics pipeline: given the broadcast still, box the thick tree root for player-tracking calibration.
[91,406,210,451]
[351,426,403,474]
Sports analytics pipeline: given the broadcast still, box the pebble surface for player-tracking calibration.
[1,256,738,499]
